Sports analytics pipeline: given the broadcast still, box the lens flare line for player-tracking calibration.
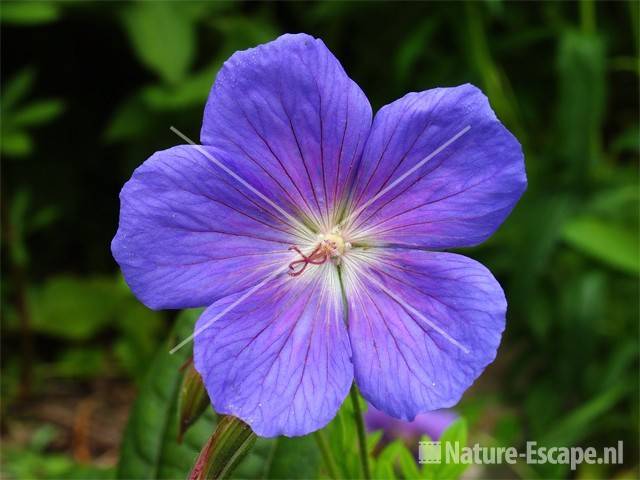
[169,265,289,354]
[170,126,315,242]
[342,125,471,230]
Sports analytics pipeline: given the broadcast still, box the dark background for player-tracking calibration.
[1,1,638,479]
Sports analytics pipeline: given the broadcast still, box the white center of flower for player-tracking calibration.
[316,232,351,259]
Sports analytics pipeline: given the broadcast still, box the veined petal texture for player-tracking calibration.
[201,33,372,230]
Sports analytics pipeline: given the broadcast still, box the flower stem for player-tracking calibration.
[313,430,341,479]
[350,384,371,480]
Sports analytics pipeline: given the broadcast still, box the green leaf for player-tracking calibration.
[556,29,605,180]
[0,72,64,157]
[1,67,36,111]
[630,0,639,54]
[122,2,195,84]
[117,309,218,479]
[540,385,627,448]
[210,15,279,50]
[7,190,30,266]
[535,386,628,478]
[113,299,163,381]
[109,15,277,127]
[0,2,60,25]
[117,310,319,479]
[27,205,60,233]
[261,435,321,479]
[611,124,640,154]
[179,1,232,21]
[397,446,421,480]
[139,14,278,112]
[141,62,221,111]
[321,388,370,478]
[1,129,32,157]
[366,430,384,454]
[51,348,105,378]
[395,18,439,85]
[367,439,422,480]
[373,440,405,480]
[103,96,150,143]
[28,276,121,340]
[424,418,469,480]
[464,3,523,141]
[588,185,640,220]
[11,99,64,127]
[562,216,640,274]
[2,448,113,480]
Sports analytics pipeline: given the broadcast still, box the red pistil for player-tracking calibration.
[288,244,332,277]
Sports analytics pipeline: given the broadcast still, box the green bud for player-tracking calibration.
[189,415,257,480]
[178,357,210,443]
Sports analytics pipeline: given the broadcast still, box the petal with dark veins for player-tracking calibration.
[342,248,505,420]
[112,145,300,310]
[201,33,372,230]
[193,263,353,437]
[347,84,526,249]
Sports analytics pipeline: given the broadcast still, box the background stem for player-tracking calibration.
[313,430,341,479]
[350,384,371,480]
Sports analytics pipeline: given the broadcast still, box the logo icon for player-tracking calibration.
[419,441,442,464]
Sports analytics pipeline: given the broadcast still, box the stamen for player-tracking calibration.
[287,233,349,277]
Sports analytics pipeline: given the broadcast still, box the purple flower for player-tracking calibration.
[112,34,526,437]
[365,405,457,442]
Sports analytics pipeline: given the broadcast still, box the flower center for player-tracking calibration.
[288,231,351,277]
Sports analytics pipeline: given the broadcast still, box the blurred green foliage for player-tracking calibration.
[119,310,322,479]
[1,68,64,157]
[1,1,638,479]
